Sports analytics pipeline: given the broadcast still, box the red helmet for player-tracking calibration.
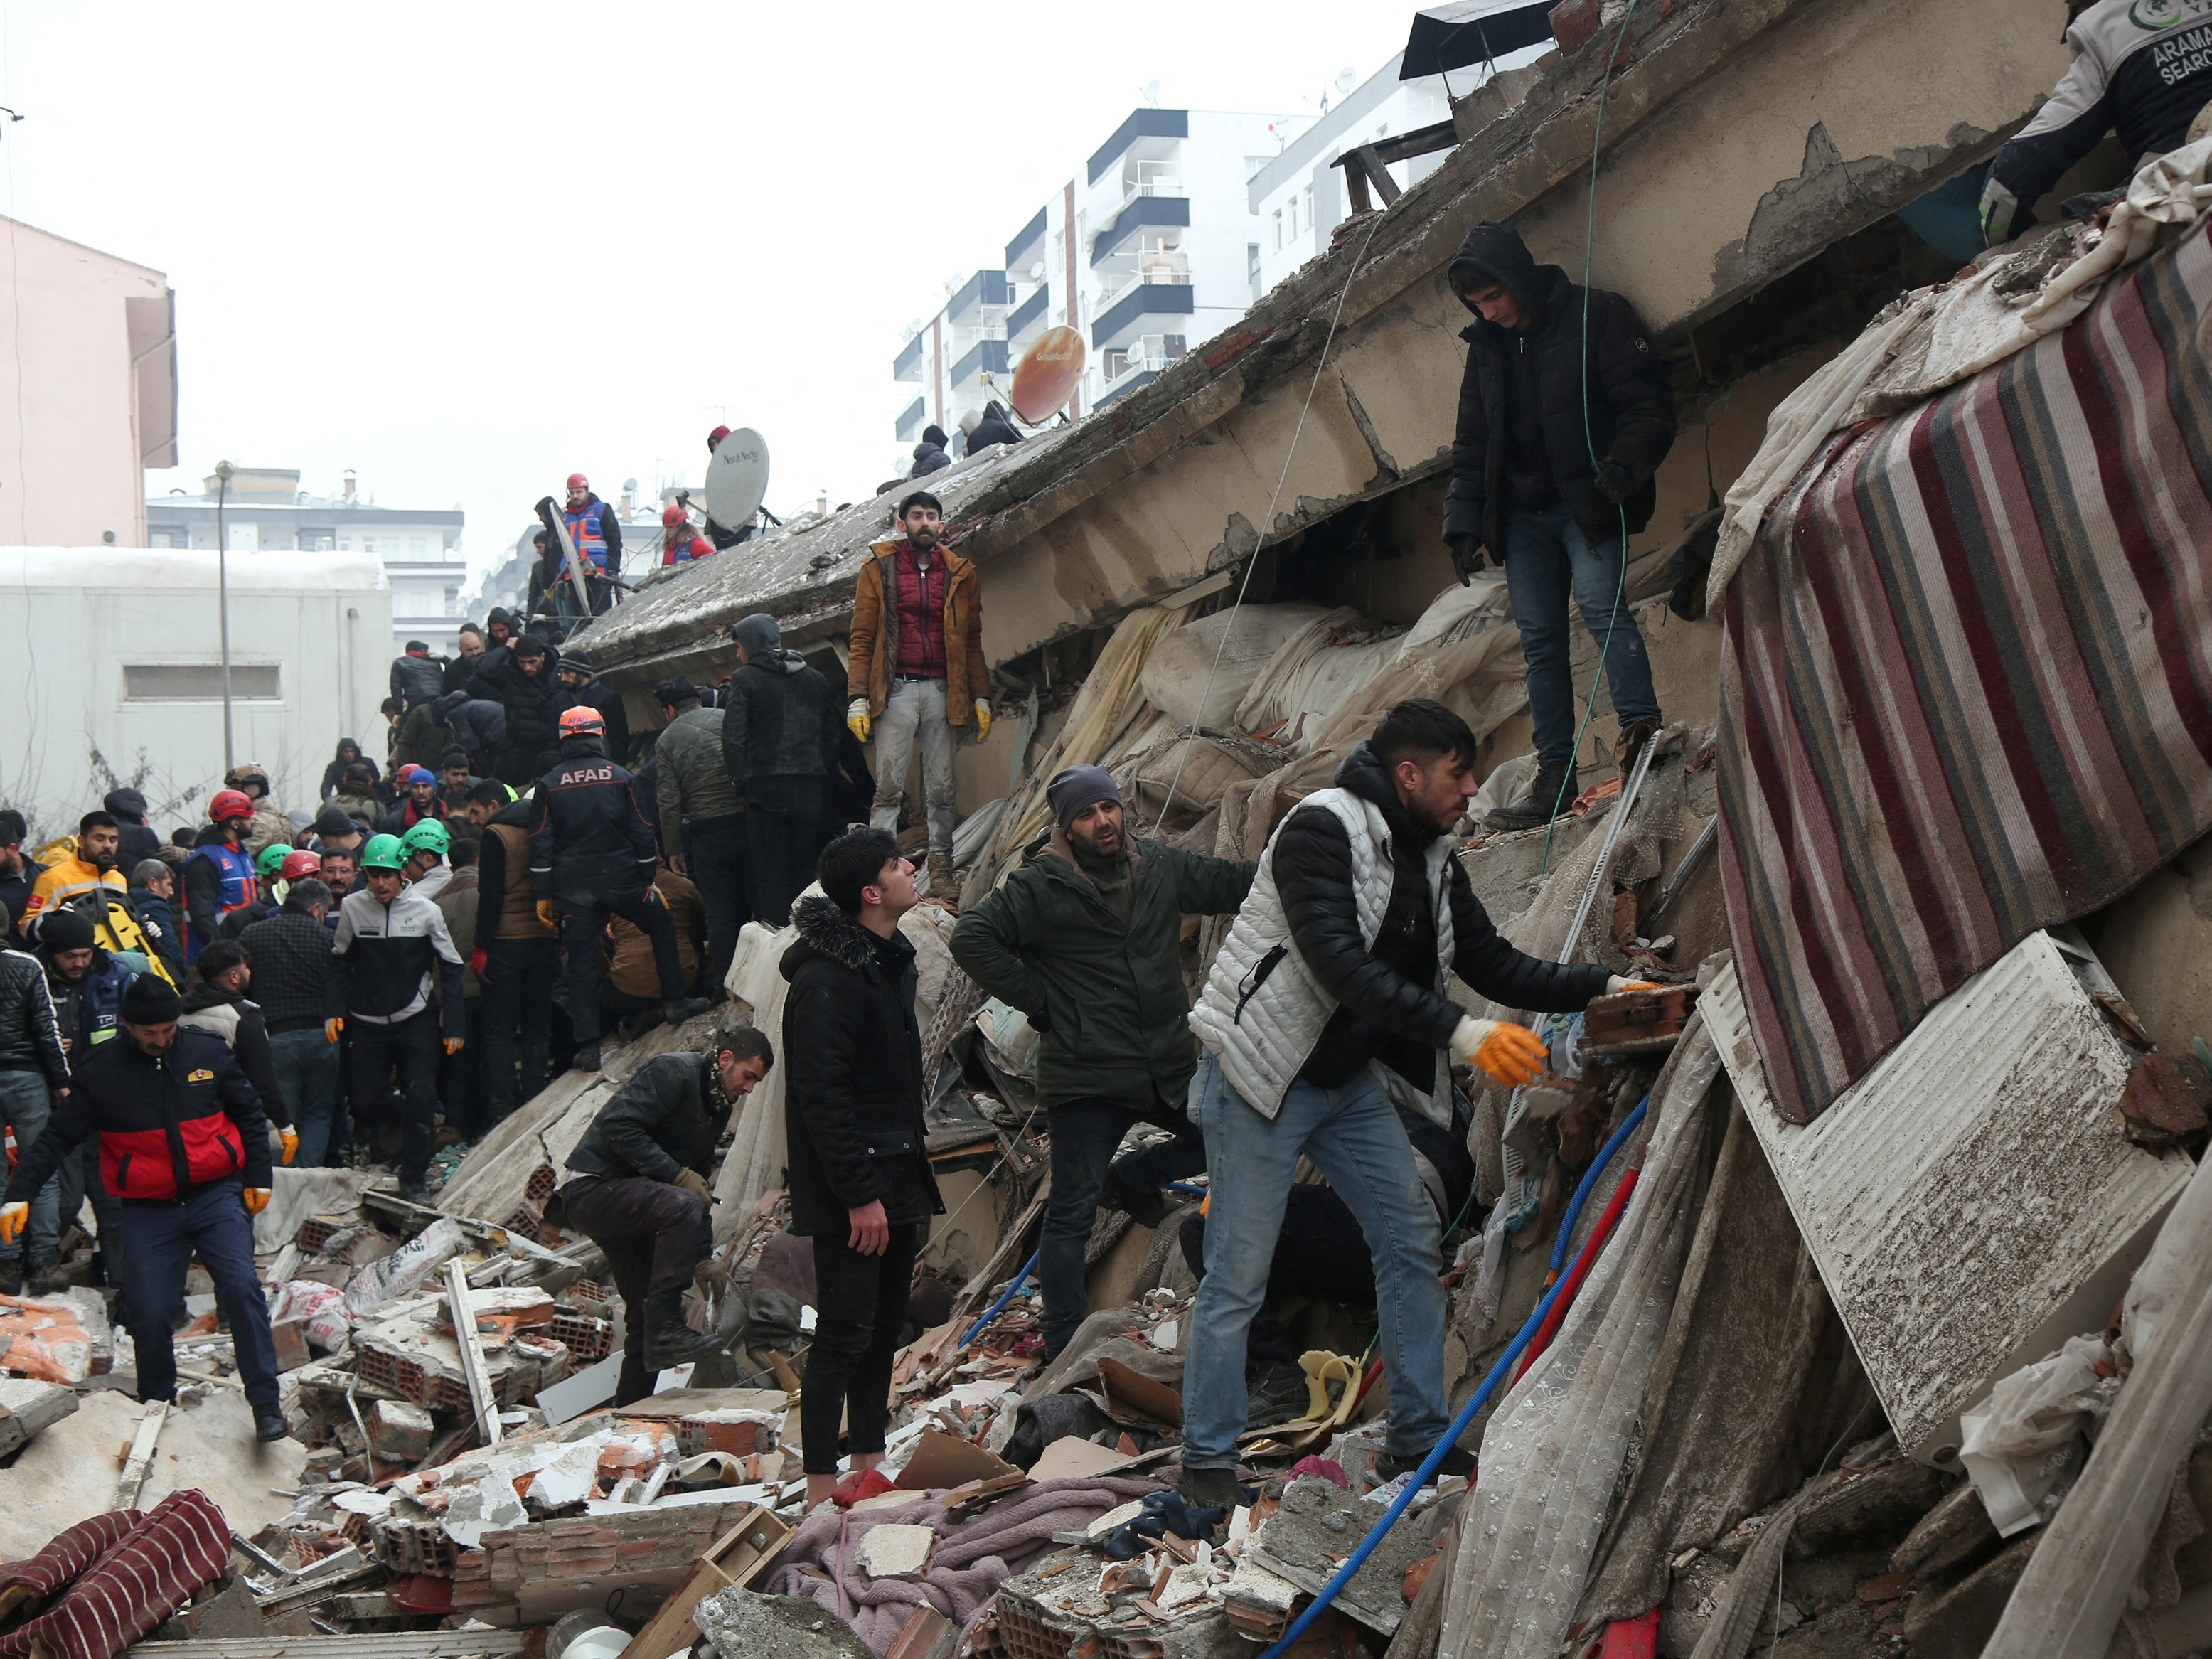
[661,504,688,528]
[279,850,323,880]
[210,789,255,824]
[558,705,606,738]
[707,425,730,450]
[565,472,588,491]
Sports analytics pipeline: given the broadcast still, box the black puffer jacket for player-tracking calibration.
[967,402,1022,452]
[390,651,447,710]
[720,652,842,791]
[557,678,631,766]
[779,897,943,1237]
[565,1051,728,1185]
[0,947,68,1089]
[1443,220,1676,556]
[471,643,564,784]
[1273,744,1608,1092]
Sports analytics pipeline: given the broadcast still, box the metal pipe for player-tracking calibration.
[1558,729,1660,966]
[215,460,235,772]
[1655,814,1719,914]
[959,1247,1040,1349]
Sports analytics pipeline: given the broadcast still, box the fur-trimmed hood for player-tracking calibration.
[781,893,906,979]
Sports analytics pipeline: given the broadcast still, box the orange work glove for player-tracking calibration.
[1450,1016,1549,1088]
[278,1127,299,1165]
[536,900,557,930]
[325,1017,344,1044]
[443,1037,465,1055]
[0,1202,26,1247]
[242,1188,272,1215]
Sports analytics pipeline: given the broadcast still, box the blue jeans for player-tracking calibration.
[118,1180,280,1407]
[270,1028,341,1169]
[1502,503,1660,768]
[0,1072,58,1265]
[1180,1055,1450,1469]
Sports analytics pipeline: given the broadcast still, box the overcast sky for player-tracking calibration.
[0,2,1414,584]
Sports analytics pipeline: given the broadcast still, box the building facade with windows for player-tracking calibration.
[892,104,1296,474]
[146,468,466,654]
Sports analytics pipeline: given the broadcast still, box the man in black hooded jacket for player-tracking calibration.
[1444,219,1676,829]
[721,612,841,927]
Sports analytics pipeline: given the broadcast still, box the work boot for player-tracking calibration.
[1485,759,1574,831]
[26,1259,65,1296]
[1177,1466,1249,1511]
[572,1041,602,1074]
[1100,1163,1168,1229]
[1377,1440,1478,1484]
[927,853,958,905]
[1615,717,1660,770]
[254,1405,291,1444]
[641,1289,725,1369]
[397,1178,431,1205]
[0,1259,22,1297]
[661,997,714,1028]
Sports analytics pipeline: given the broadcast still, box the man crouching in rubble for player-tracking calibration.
[951,764,1256,1362]
[1179,699,1643,1507]
[556,1016,774,1404]
[0,974,288,1442]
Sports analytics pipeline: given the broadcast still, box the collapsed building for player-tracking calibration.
[11,2,2212,1658]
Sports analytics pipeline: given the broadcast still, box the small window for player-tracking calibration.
[124,663,282,701]
[1272,208,1283,251]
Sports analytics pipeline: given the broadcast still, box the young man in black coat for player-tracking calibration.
[1443,219,1677,829]
[781,828,944,1508]
[556,1020,773,1404]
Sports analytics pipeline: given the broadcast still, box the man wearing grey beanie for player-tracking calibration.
[952,763,1257,1360]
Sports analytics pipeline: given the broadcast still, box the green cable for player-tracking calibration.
[1539,0,1642,877]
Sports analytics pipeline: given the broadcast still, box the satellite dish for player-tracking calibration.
[1009,326,1086,424]
[704,427,770,530]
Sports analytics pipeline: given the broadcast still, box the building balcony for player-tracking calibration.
[946,269,1012,326]
[894,333,925,383]
[897,396,926,442]
[1089,107,1188,185]
[1006,284,1051,344]
[1091,281,1196,349]
[951,337,1010,388]
[1092,193,1191,266]
[1004,206,1047,277]
[1096,368,1157,407]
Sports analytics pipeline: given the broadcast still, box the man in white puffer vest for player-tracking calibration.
[1178,700,1644,1508]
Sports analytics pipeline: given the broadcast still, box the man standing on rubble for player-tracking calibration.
[0,973,288,1441]
[467,780,558,1120]
[1444,219,1675,831]
[556,1018,774,1403]
[781,829,942,1508]
[846,491,991,898]
[951,765,1256,1362]
[655,678,749,992]
[1178,700,1647,1506]
[723,612,842,929]
[529,705,711,1072]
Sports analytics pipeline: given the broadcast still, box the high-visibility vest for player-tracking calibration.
[183,841,257,964]
[562,501,611,572]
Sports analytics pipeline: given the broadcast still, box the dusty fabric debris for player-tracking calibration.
[0,1489,230,1659]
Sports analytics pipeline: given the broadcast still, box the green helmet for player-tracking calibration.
[255,843,294,878]
[399,819,451,859]
[360,833,407,873]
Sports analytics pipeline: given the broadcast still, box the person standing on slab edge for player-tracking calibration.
[950,764,1256,1361]
[0,973,287,1441]
[557,1018,773,1404]
[722,612,843,929]
[1176,700,1655,1508]
[846,491,992,900]
[654,678,750,992]
[781,828,943,1508]
[1443,219,1676,831]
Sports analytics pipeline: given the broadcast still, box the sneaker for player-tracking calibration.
[1485,759,1574,831]
[1177,1466,1250,1510]
[572,1041,602,1074]
[254,1406,291,1444]
[1100,1163,1168,1229]
[1245,1360,1310,1426]
[1615,717,1660,770]
[1377,1441,1477,1483]
[661,997,714,1026]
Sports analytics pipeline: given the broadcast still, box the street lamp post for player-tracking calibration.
[215,459,235,773]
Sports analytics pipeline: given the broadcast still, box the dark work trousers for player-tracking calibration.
[683,814,752,994]
[746,776,823,929]
[345,1009,442,1187]
[120,1180,281,1408]
[1177,1183,1377,1366]
[55,1140,134,1318]
[481,937,557,1119]
[560,892,684,1042]
[439,998,487,1139]
[802,1221,920,1475]
[1040,1096,1208,1357]
[558,1174,714,1406]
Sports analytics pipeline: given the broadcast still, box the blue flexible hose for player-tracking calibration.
[1254,1096,1651,1659]
[958,1247,1041,1349]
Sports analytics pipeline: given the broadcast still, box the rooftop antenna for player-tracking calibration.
[1141,79,1162,107]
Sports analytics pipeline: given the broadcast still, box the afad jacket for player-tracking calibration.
[1,1026,271,1207]
[779,897,944,1237]
[848,540,988,725]
[527,739,659,907]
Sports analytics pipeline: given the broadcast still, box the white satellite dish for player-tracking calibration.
[704,427,771,531]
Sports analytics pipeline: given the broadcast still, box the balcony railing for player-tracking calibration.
[1113,179,1186,215]
[1093,270,1192,316]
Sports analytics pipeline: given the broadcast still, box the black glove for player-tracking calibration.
[1448,533,1487,585]
[1595,460,1636,505]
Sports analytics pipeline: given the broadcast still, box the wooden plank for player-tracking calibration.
[114,1400,168,1511]
[442,1257,502,1447]
[614,1504,791,1659]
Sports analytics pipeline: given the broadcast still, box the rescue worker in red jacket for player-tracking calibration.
[658,503,713,566]
[183,790,260,964]
[0,973,287,1441]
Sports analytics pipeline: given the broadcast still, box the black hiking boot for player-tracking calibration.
[572,1041,602,1073]
[1485,759,1574,831]
[642,1289,725,1369]
[661,997,714,1028]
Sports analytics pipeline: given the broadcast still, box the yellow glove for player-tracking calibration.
[443,1037,466,1055]
[1451,1016,1549,1088]
[973,699,993,741]
[242,1188,271,1215]
[673,1168,711,1200]
[0,1202,26,1247]
[324,1017,344,1044]
[279,1127,299,1165]
[847,698,872,744]
[536,899,557,929]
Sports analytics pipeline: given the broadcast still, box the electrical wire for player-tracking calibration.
[1148,209,1390,837]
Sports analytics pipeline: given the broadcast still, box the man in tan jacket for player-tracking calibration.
[846,491,991,896]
